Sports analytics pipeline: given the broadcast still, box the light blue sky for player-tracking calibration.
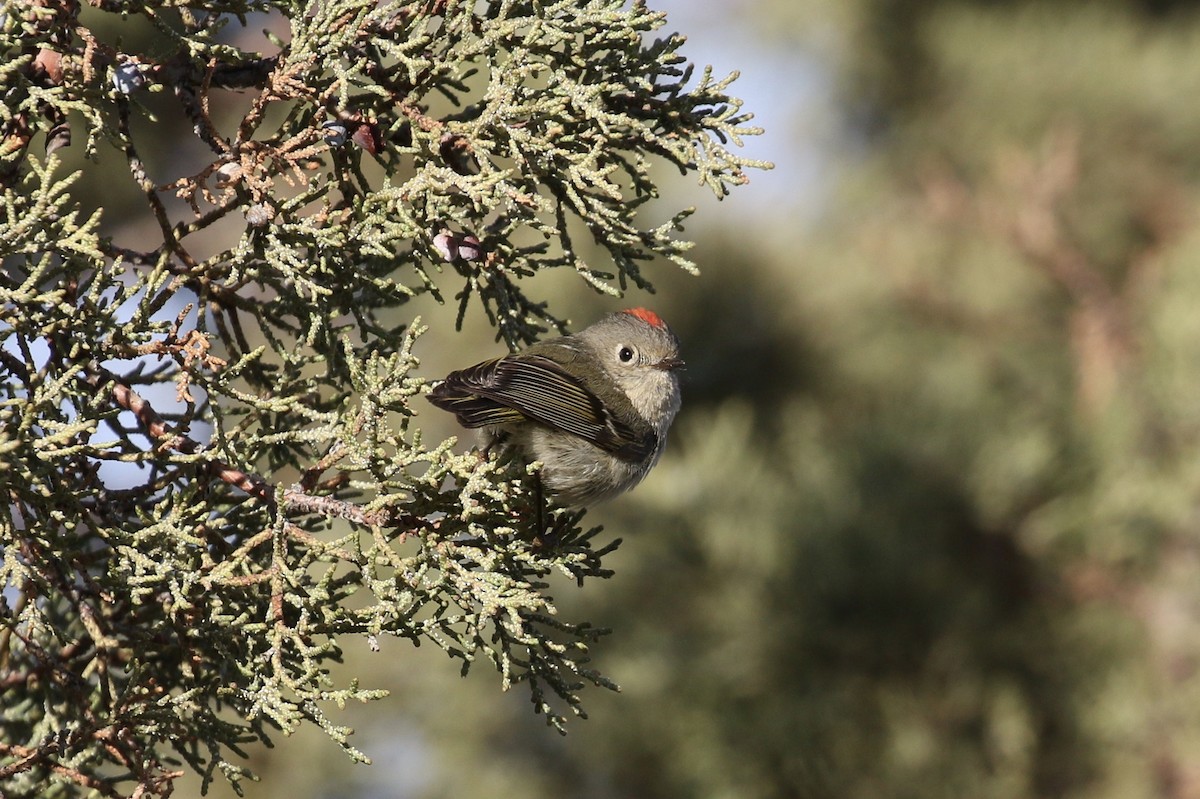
[654,0,833,220]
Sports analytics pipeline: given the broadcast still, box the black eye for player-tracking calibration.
[618,345,635,363]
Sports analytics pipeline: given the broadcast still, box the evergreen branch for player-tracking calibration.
[0,0,766,794]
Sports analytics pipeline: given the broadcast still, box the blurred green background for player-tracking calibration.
[182,0,1200,796]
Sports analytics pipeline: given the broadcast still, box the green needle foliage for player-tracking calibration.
[0,0,767,795]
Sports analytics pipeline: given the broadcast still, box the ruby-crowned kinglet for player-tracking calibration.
[428,308,684,505]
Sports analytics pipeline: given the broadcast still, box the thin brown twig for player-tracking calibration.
[114,95,200,271]
[0,580,30,673]
[0,742,123,797]
[280,486,429,530]
[80,366,273,502]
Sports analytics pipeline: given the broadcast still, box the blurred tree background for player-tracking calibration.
[169,0,1200,797]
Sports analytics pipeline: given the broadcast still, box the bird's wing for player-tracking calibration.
[427,358,529,428]
[428,354,656,462]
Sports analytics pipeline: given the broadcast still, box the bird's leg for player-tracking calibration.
[478,429,506,462]
[530,467,563,550]
[535,467,545,538]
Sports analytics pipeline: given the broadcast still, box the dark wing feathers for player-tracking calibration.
[427,394,527,429]
[483,358,606,440]
[428,354,656,462]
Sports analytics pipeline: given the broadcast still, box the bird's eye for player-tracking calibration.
[617,345,636,363]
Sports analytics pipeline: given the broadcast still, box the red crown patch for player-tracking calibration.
[623,307,666,329]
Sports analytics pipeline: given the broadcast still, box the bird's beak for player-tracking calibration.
[655,357,685,372]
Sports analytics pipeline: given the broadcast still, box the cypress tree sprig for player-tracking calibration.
[0,0,767,795]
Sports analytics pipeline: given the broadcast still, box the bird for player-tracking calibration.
[428,308,684,506]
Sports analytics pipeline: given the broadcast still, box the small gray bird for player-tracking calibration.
[428,308,684,505]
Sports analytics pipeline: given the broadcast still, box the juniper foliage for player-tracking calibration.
[0,0,766,795]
